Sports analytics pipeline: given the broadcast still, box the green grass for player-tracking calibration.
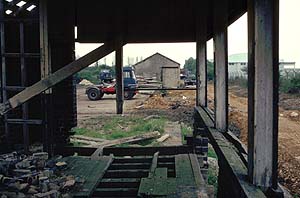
[72,115,167,141]
[180,124,193,144]
[208,147,217,159]
[208,166,218,197]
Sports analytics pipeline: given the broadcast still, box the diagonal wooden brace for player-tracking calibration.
[0,41,123,115]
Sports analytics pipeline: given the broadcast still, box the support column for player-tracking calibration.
[248,0,279,191]
[213,0,228,132]
[116,46,124,114]
[40,0,52,154]
[196,1,208,107]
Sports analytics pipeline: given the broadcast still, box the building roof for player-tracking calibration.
[133,53,180,67]
[228,53,248,63]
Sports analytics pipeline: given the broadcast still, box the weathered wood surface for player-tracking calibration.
[195,106,266,197]
[115,45,124,114]
[138,153,208,198]
[0,41,123,115]
[91,131,161,159]
[213,0,228,132]
[60,156,113,198]
[248,0,280,189]
[196,0,208,107]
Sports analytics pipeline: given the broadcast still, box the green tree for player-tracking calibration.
[183,57,214,80]
[77,64,115,84]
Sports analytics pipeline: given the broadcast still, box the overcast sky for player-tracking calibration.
[75,0,300,68]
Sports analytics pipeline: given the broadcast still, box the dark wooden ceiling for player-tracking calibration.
[76,0,247,43]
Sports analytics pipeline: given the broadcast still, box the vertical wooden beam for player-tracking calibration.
[247,0,255,186]
[20,22,29,153]
[248,0,279,190]
[213,0,228,132]
[196,1,208,107]
[40,0,52,153]
[0,0,9,146]
[116,46,124,114]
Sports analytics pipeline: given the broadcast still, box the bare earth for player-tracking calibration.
[76,86,149,121]
[76,84,300,195]
[206,85,300,195]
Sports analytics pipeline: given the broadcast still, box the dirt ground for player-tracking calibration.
[76,84,300,195]
[76,86,149,121]
[134,85,300,196]
[221,85,300,196]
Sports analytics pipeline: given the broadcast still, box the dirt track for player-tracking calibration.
[206,85,300,195]
[76,86,149,121]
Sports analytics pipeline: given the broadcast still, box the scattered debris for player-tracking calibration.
[157,134,170,143]
[79,79,93,86]
[290,112,299,118]
[143,115,160,121]
[0,152,85,197]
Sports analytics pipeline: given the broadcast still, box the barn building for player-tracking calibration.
[133,53,180,88]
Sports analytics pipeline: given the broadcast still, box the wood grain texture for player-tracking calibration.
[213,0,228,132]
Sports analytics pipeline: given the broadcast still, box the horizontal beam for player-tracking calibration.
[0,41,123,115]
[136,88,196,91]
[194,106,266,198]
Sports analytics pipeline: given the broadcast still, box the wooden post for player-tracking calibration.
[248,0,279,190]
[0,42,119,115]
[247,0,255,186]
[213,0,228,132]
[196,1,207,107]
[115,46,124,114]
[39,0,52,153]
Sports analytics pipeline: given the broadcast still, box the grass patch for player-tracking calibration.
[208,147,217,159]
[181,124,193,144]
[208,166,218,197]
[72,115,167,141]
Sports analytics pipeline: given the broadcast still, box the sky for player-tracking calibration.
[75,0,300,68]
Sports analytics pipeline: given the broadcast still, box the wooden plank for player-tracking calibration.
[90,131,161,159]
[196,0,208,107]
[189,154,206,188]
[102,145,194,156]
[0,41,123,115]
[213,0,228,132]
[115,45,123,114]
[250,0,279,189]
[149,152,159,178]
[175,154,195,186]
[60,156,113,198]
[195,107,266,197]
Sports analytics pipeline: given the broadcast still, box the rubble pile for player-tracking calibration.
[0,152,83,198]
[143,91,195,110]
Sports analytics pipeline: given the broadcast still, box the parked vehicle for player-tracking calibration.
[86,67,138,100]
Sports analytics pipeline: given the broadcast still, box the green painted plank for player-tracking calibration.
[59,156,113,198]
[154,168,168,179]
[175,154,195,186]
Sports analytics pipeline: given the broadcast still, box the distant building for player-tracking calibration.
[133,53,180,88]
[228,53,248,79]
[228,53,298,79]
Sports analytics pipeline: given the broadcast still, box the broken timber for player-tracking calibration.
[0,41,124,115]
[91,131,161,159]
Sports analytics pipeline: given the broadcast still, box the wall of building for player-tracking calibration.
[134,54,180,86]
[162,67,180,88]
[228,62,247,79]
